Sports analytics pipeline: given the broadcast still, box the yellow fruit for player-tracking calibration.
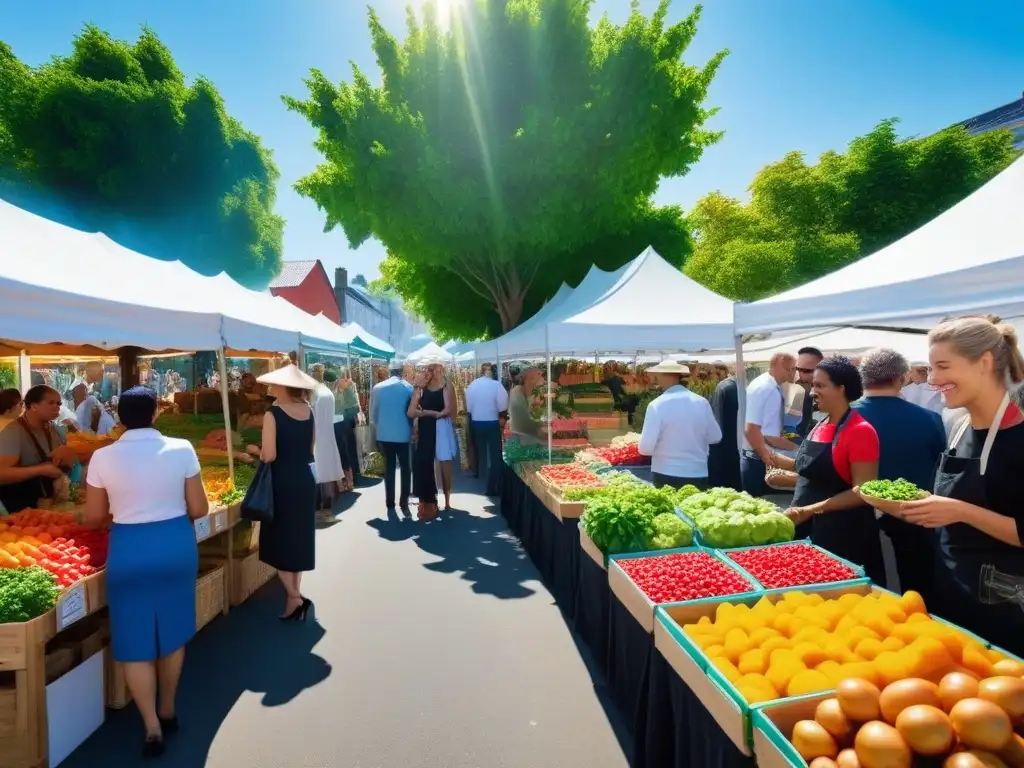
[749,627,782,646]
[761,637,791,657]
[738,649,768,675]
[737,683,777,704]
[855,638,884,662]
[723,628,751,663]
[788,669,833,697]
[793,642,829,669]
[875,651,915,688]
[963,643,995,679]
[710,656,742,684]
[880,637,906,653]
[705,645,725,658]
[899,590,928,616]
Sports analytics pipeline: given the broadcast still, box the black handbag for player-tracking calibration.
[241,461,274,522]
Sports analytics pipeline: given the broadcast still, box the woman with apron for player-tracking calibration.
[770,356,886,584]
[898,316,1024,655]
[0,385,75,513]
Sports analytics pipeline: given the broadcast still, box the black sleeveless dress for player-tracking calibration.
[414,387,444,504]
[259,405,317,572]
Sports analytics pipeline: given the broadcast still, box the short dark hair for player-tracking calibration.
[118,386,159,429]
[816,355,863,402]
[24,384,58,408]
[798,346,824,360]
[0,388,21,414]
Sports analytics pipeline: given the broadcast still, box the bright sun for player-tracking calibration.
[419,0,466,31]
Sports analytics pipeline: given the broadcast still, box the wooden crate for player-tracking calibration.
[0,571,107,768]
[528,472,585,520]
[195,564,226,632]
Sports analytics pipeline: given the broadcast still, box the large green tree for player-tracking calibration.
[286,0,724,333]
[685,119,1019,301]
[0,26,284,287]
[376,202,692,340]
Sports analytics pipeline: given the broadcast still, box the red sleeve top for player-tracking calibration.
[808,410,880,484]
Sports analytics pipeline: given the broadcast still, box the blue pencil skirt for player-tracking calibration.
[107,515,198,663]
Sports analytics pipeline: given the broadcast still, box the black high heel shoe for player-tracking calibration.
[142,735,166,759]
[279,597,313,622]
[159,716,178,736]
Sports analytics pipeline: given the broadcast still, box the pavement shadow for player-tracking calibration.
[62,582,331,768]
[366,474,538,600]
[315,488,363,528]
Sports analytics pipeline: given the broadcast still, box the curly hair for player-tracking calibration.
[816,355,864,403]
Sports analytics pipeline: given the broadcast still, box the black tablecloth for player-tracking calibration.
[500,465,578,616]
[501,465,753,768]
[572,551,610,677]
[639,648,755,768]
[607,594,653,760]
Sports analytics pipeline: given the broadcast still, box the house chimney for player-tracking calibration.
[334,267,348,323]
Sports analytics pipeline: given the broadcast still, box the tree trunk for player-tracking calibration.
[453,259,531,333]
[495,290,524,333]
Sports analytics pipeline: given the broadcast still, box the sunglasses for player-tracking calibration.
[795,367,815,374]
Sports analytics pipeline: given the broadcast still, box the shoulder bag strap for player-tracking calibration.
[17,417,53,464]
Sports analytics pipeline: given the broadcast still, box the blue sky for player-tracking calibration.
[2,0,1022,283]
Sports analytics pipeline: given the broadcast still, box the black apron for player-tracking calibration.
[792,410,885,584]
[0,418,56,513]
[931,393,1024,655]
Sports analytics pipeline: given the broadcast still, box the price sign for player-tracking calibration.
[214,512,226,533]
[194,516,211,541]
[56,582,88,632]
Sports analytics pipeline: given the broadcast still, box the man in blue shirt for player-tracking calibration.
[853,348,946,600]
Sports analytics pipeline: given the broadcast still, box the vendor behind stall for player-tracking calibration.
[508,366,548,446]
[637,362,721,490]
[895,316,1024,655]
[772,356,885,584]
[0,385,77,512]
[70,380,117,435]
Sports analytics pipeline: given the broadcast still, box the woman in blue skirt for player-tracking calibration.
[85,387,210,758]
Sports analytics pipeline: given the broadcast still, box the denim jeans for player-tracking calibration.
[471,421,503,495]
[740,453,770,497]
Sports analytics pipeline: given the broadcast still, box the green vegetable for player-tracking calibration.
[581,496,654,555]
[859,478,927,501]
[649,513,693,549]
[0,566,60,624]
[503,440,575,466]
[680,487,795,548]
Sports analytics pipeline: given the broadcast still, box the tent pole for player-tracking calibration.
[545,327,553,463]
[734,335,747,483]
[216,347,235,485]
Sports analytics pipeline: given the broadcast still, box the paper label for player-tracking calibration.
[56,582,88,632]
[214,512,226,533]
[194,516,211,540]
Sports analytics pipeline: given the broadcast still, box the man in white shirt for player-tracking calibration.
[637,362,722,489]
[901,362,944,415]
[742,353,798,496]
[465,364,509,496]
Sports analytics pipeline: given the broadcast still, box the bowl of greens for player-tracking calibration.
[856,478,929,516]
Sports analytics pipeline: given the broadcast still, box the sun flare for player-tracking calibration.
[416,0,466,31]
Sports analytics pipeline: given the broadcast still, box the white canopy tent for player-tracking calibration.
[734,155,1024,335]
[406,341,455,363]
[0,197,364,355]
[692,327,935,366]
[472,282,574,361]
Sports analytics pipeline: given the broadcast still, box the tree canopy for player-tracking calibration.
[685,119,1019,301]
[0,26,284,287]
[286,0,724,335]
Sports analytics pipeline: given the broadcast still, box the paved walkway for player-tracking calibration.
[64,473,630,767]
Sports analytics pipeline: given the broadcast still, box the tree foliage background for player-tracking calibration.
[685,119,1020,301]
[0,26,284,287]
[287,0,724,339]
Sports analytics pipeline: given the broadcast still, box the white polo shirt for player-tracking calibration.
[87,428,201,524]
[465,377,509,422]
[743,372,784,452]
[637,385,722,478]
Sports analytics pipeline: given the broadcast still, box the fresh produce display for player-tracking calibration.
[579,484,679,554]
[550,418,589,440]
[563,470,646,500]
[859,478,929,501]
[201,463,256,505]
[787,672,1024,766]
[679,487,796,547]
[503,439,574,466]
[727,544,860,589]
[683,589,1006,705]
[538,463,603,489]
[650,513,695,549]
[0,566,60,623]
[617,551,755,604]
[0,509,106,585]
[591,442,646,466]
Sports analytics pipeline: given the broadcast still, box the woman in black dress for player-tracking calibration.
[255,365,318,621]
[409,366,443,521]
